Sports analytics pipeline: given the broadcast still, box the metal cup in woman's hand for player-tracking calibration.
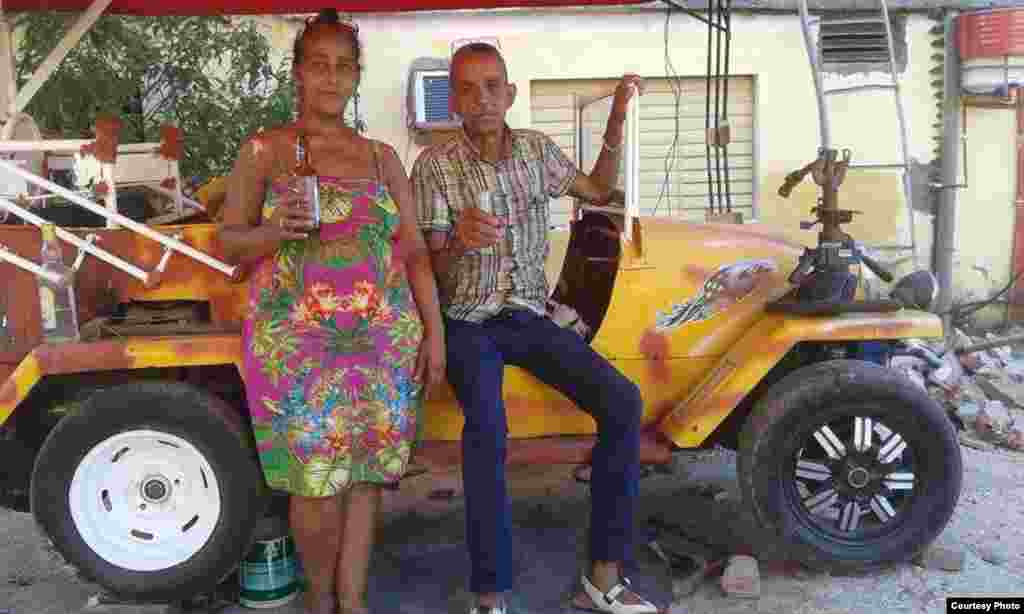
[287,174,320,230]
[302,175,321,229]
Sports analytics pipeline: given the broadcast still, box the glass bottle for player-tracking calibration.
[292,134,320,230]
[37,223,79,343]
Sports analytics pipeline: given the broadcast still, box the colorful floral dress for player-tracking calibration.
[242,152,425,498]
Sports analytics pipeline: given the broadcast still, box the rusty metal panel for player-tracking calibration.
[0,224,247,365]
[0,334,242,427]
[658,310,943,448]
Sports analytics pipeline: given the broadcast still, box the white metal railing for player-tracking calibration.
[623,85,640,243]
[0,194,150,282]
[0,158,237,283]
[574,85,641,238]
[10,0,114,118]
[0,243,62,285]
[0,140,161,154]
[146,183,206,213]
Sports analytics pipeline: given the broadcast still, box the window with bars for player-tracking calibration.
[530,76,757,227]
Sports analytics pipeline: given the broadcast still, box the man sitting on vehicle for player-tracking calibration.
[410,42,658,614]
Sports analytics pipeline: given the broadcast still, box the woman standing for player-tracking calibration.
[219,9,446,614]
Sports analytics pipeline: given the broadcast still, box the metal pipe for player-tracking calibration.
[713,0,724,214]
[625,86,640,242]
[955,332,1024,356]
[0,244,62,285]
[934,10,961,332]
[0,196,149,281]
[0,140,160,154]
[0,8,18,123]
[797,0,830,149]
[705,2,715,213]
[880,0,919,270]
[0,158,236,278]
[0,191,91,202]
[146,184,207,212]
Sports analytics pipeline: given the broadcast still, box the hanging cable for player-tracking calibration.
[662,0,729,33]
[705,0,715,216]
[654,6,684,217]
[722,0,733,212]
[713,0,726,215]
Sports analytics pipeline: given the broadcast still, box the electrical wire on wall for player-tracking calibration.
[653,7,685,216]
[660,0,734,218]
[709,0,733,215]
[720,0,733,213]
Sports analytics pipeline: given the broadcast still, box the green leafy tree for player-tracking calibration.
[15,13,296,184]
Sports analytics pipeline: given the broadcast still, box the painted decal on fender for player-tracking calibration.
[655,259,778,331]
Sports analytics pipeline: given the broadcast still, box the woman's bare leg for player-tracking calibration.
[291,494,345,614]
[335,483,383,613]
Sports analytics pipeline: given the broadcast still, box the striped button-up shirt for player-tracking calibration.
[411,127,578,323]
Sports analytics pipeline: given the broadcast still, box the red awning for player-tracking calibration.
[1,0,645,16]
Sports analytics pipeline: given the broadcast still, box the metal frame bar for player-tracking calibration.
[0,243,62,284]
[0,158,237,278]
[0,7,17,122]
[824,84,897,96]
[624,84,640,242]
[879,0,918,269]
[12,0,114,116]
[0,195,149,281]
[798,0,830,150]
[796,0,919,268]
[663,0,729,33]
[750,73,760,220]
[0,140,161,153]
[145,183,206,212]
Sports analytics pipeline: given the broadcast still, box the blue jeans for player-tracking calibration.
[444,309,643,594]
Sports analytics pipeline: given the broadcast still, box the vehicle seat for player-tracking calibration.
[549,211,621,342]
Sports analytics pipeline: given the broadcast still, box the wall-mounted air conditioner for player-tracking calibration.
[407,58,461,133]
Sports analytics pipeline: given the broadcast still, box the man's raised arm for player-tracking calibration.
[568,74,645,207]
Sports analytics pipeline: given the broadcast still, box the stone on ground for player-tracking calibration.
[719,555,760,599]
[913,544,965,572]
[976,543,1010,566]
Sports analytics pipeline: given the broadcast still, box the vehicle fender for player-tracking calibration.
[0,335,243,428]
[657,309,943,448]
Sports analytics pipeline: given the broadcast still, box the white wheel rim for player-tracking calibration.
[69,429,222,572]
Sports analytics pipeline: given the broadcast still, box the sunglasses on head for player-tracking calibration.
[304,14,359,34]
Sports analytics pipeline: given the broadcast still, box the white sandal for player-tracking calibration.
[577,574,659,614]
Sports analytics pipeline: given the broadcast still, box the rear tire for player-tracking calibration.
[738,359,962,573]
[31,381,265,601]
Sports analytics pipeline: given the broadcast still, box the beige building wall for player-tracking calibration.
[7,8,1012,310]
[955,105,1018,304]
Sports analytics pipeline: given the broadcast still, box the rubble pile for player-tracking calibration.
[890,327,1024,452]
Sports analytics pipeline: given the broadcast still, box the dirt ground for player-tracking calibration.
[2,445,1022,614]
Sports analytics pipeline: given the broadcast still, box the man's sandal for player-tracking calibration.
[576,574,659,614]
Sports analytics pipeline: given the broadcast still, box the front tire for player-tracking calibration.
[31,382,265,601]
[738,359,962,573]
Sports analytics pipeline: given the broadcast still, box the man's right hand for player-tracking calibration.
[454,206,506,250]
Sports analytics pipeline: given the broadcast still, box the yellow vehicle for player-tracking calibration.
[0,0,960,603]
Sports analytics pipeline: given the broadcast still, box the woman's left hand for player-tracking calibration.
[414,331,446,393]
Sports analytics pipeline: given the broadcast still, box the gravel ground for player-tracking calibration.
[1,444,1022,614]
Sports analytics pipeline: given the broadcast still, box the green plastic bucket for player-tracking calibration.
[239,515,300,609]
